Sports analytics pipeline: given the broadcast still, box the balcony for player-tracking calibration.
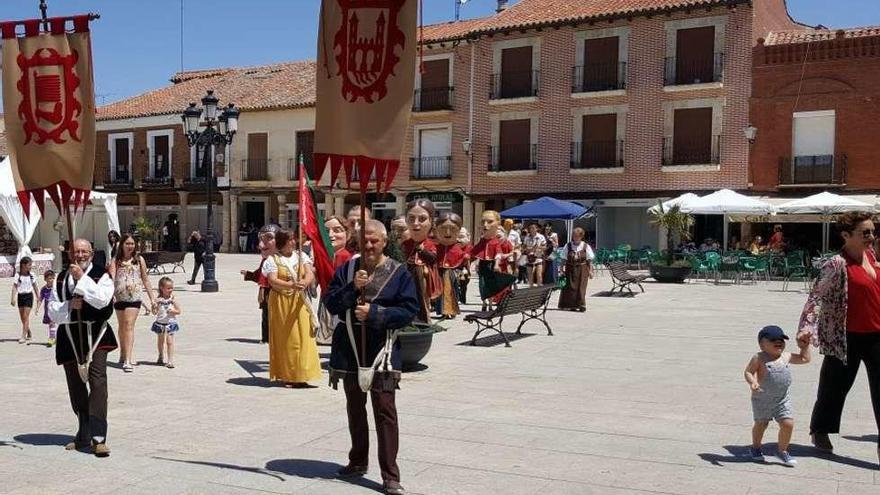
[241,158,270,181]
[410,156,452,180]
[413,87,454,112]
[570,141,624,169]
[778,154,847,187]
[571,62,627,93]
[489,144,538,173]
[664,53,724,86]
[102,169,133,189]
[288,157,316,181]
[663,136,721,166]
[490,70,540,100]
[141,176,174,188]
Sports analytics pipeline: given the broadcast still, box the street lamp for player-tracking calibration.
[744,124,758,145]
[181,90,239,293]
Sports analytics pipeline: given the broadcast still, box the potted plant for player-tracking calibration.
[398,323,446,370]
[133,216,156,252]
[648,201,694,283]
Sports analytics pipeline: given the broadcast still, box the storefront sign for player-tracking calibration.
[406,191,461,203]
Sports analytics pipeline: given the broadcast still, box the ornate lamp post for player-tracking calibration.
[181,90,239,293]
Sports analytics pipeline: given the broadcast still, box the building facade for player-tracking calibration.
[750,27,880,194]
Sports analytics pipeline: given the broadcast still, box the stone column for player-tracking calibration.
[220,190,231,253]
[462,195,474,240]
[177,191,189,248]
[277,194,288,228]
[473,200,485,237]
[394,191,407,217]
[137,191,147,217]
[324,192,335,218]
[334,194,346,220]
[229,193,239,253]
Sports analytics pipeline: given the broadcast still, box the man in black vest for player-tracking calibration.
[48,238,117,457]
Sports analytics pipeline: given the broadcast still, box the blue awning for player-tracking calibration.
[500,196,590,220]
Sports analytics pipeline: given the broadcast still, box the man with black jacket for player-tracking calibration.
[48,238,117,457]
[187,230,206,285]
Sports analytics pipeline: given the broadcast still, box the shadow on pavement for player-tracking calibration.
[698,444,879,470]
[226,376,275,388]
[0,440,23,449]
[13,433,72,446]
[265,459,384,492]
[153,456,285,481]
[225,338,263,344]
[843,434,879,444]
[591,290,636,298]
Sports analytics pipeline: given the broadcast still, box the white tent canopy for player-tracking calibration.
[681,189,776,215]
[647,193,701,214]
[778,191,875,214]
[0,157,119,261]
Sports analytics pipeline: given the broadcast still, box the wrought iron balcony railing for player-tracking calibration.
[571,62,627,93]
[241,158,270,181]
[410,156,452,179]
[489,144,538,172]
[570,141,624,169]
[664,53,724,86]
[490,70,540,100]
[413,86,454,112]
[778,154,847,186]
[662,135,721,166]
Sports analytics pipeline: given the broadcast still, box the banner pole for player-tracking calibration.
[65,204,87,383]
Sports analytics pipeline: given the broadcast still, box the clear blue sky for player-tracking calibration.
[2,0,878,104]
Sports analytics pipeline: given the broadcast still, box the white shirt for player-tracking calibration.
[47,263,115,325]
[262,252,313,279]
[561,241,595,261]
[506,229,521,248]
[523,233,546,251]
[14,273,35,294]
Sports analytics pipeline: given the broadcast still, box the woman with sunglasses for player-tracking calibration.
[798,211,880,464]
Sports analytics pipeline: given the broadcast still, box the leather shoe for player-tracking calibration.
[384,481,406,495]
[64,440,89,451]
[811,433,834,452]
[92,443,111,458]
[337,464,368,478]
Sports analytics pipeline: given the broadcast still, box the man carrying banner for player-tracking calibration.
[48,238,116,457]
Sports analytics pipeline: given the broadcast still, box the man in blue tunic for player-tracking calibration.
[324,219,418,495]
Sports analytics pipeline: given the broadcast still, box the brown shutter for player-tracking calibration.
[675,26,715,84]
[154,135,169,177]
[582,114,617,167]
[673,108,713,164]
[500,46,533,98]
[114,138,128,167]
[421,59,449,89]
[499,119,531,170]
[583,36,619,90]
[296,130,315,177]
[246,132,269,180]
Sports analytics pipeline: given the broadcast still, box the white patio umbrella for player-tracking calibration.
[681,189,775,250]
[647,192,701,214]
[778,192,875,251]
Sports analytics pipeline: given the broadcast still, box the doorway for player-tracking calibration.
[243,201,266,229]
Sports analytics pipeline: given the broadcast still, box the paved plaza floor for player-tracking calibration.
[1,254,879,494]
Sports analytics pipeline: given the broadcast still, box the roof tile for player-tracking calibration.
[764,26,880,45]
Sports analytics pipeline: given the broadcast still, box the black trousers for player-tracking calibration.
[62,349,109,444]
[810,332,880,445]
[458,277,469,305]
[260,299,269,344]
[190,259,203,282]
[343,375,400,483]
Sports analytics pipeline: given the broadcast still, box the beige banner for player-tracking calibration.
[314,0,417,191]
[2,22,96,214]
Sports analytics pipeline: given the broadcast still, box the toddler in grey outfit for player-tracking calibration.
[744,325,811,466]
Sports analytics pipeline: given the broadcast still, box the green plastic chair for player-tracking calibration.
[783,254,811,292]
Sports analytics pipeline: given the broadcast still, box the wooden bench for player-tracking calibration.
[143,251,187,275]
[608,261,648,295]
[464,285,556,347]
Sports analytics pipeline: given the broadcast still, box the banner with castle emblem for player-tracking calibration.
[314,0,417,193]
[1,15,97,217]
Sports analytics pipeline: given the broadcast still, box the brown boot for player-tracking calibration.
[384,480,406,495]
[92,443,111,458]
[64,440,89,451]
[336,464,368,478]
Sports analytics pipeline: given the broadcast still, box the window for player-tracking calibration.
[790,110,836,183]
[107,132,133,184]
[415,58,452,111]
[670,108,715,165]
[413,127,451,179]
[577,37,622,92]
[193,144,214,180]
[665,21,724,86]
[575,114,619,168]
[147,129,174,180]
[244,133,269,181]
[292,130,315,180]
[493,46,537,99]
[492,119,535,171]
[114,138,130,180]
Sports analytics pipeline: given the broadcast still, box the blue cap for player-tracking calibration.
[758,325,789,342]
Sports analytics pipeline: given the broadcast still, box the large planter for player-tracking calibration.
[398,325,443,370]
[649,264,692,283]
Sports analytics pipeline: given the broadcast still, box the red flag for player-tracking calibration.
[299,157,335,292]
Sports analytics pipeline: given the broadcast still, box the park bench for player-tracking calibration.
[143,251,187,275]
[608,261,648,295]
[464,285,555,347]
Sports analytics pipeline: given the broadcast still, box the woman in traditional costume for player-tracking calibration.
[325,216,353,268]
[401,199,441,325]
[434,212,467,319]
[262,228,321,387]
[558,227,595,312]
[470,210,514,309]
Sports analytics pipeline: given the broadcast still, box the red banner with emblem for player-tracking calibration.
[313,0,417,194]
[1,15,97,217]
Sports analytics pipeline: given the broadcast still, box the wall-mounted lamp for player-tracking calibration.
[744,124,758,144]
[462,138,472,156]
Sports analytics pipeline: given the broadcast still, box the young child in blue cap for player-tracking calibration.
[743,325,811,466]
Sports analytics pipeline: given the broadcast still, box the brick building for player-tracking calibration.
[750,27,880,193]
[412,0,806,248]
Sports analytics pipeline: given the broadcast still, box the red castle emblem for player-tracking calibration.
[16,47,83,145]
[333,0,406,103]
